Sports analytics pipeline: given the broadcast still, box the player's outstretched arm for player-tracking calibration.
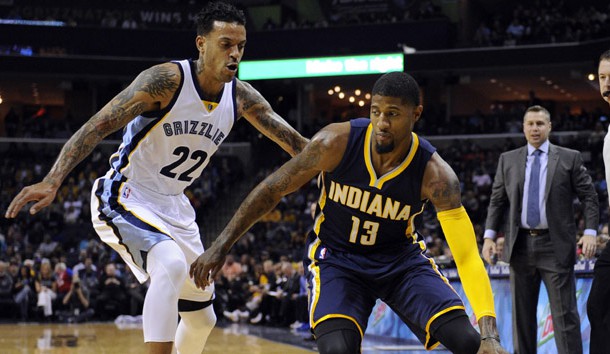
[5,63,180,218]
[190,123,348,289]
[422,153,507,354]
[236,79,309,156]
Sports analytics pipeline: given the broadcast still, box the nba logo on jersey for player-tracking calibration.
[319,247,328,260]
[122,186,131,199]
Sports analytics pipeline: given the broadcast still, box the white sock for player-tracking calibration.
[142,241,188,343]
[175,305,217,354]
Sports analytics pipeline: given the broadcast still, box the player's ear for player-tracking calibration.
[413,105,423,122]
[195,35,206,52]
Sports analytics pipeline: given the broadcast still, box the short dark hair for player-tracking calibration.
[371,72,420,106]
[524,105,550,121]
[600,49,610,63]
[196,2,246,36]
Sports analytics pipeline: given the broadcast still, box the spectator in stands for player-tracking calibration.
[58,274,94,323]
[483,105,599,354]
[36,234,58,259]
[53,262,72,310]
[124,266,147,316]
[289,262,309,331]
[72,250,95,275]
[35,258,57,320]
[221,254,242,282]
[473,22,492,46]
[4,3,308,354]
[77,256,100,308]
[96,262,126,320]
[274,261,300,327]
[248,260,276,324]
[0,261,15,318]
[13,263,35,321]
[588,49,610,354]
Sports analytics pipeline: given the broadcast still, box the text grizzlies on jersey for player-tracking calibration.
[163,120,225,146]
[328,180,411,220]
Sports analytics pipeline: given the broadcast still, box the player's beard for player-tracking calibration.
[375,142,394,154]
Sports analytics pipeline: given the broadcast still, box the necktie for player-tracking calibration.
[526,149,541,228]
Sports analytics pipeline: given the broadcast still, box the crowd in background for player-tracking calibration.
[0,142,243,323]
[1,0,610,330]
[2,101,610,141]
[1,115,608,326]
[473,1,610,47]
[1,0,609,57]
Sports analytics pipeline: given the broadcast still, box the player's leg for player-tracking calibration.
[380,251,475,352]
[175,299,216,354]
[430,310,480,354]
[588,249,610,354]
[143,240,188,352]
[174,223,216,354]
[314,318,361,354]
[92,178,184,354]
[305,240,376,354]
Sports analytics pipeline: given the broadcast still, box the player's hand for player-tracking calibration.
[190,242,226,289]
[578,235,597,259]
[5,181,58,218]
[478,337,508,354]
[481,238,497,264]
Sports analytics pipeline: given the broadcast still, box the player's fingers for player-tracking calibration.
[30,197,52,215]
[5,189,31,218]
[189,263,196,280]
[210,265,221,283]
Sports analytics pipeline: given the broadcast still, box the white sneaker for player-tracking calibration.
[223,310,239,322]
[290,321,302,329]
[250,312,263,324]
[238,310,250,320]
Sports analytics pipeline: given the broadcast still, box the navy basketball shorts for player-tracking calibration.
[304,236,465,350]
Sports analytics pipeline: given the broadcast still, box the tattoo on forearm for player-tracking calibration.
[224,139,323,245]
[237,85,306,155]
[431,179,462,209]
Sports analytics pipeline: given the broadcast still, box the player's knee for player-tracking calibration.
[314,319,361,354]
[181,305,216,329]
[432,311,480,354]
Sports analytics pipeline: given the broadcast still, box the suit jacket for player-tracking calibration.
[485,143,599,269]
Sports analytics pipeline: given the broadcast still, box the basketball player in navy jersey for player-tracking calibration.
[5,2,307,354]
[192,72,507,354]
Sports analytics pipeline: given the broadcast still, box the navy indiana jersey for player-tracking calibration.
[313,118,436,254]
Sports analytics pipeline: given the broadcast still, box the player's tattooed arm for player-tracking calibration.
[191,124,347,287]
[217,135,326,254]
[236,79,308,157]
[421,153,463,212]
[44,64,179,187]
[217,123,347,252]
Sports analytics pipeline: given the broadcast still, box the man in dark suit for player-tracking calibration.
[482,105,599,354]
[587,49,610,354]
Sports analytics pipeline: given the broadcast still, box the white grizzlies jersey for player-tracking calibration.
[108,59,236,195]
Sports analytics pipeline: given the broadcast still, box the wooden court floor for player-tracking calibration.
[0,322,315,354]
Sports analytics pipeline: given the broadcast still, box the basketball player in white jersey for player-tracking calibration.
[5,2,307,354]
